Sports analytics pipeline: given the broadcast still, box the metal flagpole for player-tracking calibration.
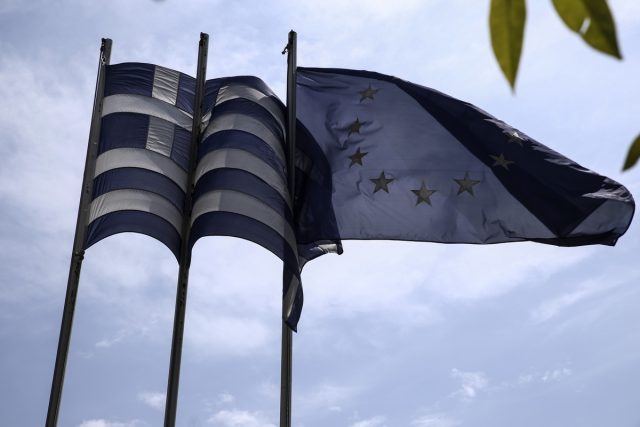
[280,29,297,427]
[45,38,112,427]
[163,32,209,427]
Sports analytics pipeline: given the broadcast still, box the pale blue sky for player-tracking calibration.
[0,1,639,426]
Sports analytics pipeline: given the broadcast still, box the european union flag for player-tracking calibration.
[294,68,635,266]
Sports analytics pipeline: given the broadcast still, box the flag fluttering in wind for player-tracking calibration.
[84,63,303,326]
[83,63,634,330]
[293,68,635,268]
[86,63,196,259]
[191,76,302,325]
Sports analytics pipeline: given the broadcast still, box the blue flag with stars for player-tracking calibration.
[293,67,634,262]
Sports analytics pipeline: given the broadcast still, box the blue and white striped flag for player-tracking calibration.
[84,64,303,327]
[86,63,196,259]
[190,76,302,327]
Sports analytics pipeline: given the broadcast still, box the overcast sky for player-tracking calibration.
[1,1,639,426]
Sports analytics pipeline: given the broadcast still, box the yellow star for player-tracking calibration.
[347,118,363,136]
[412,181,437,205]
[370,171,394,193]
[359,84,379,102]
[490,153,514,170]
[348,147,368,167]
[454,172,481,196]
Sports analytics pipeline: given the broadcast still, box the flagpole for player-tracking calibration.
[45,38,112,427]
[280,29,297,427]
[163,32,209,427]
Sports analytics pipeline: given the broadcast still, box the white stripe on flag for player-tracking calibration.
[152,66,180,105]
[102,94,193,131]
[88,189,183,235]
[216,84,285,133]
[201,113,286,165]
[194,148,291,210]
[146,116,175,158]
[191,189,297,253]
[94,147,188,192]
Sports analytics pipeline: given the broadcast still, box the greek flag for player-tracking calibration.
[84,64,302,327]
[190,76,302,327]
[86,63,196,259]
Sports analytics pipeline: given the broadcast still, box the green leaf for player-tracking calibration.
[623,134,640,171]
[490,0,527,90]
[552,0,622,59]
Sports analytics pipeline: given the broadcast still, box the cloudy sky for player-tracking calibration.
[1,1,639,426]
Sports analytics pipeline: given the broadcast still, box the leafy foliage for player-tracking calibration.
[552,0,622,59]
[488,0,635,170]
[623,135,640,171]
[489,0,526,90]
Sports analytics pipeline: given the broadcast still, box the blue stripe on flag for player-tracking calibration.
[193,168,292,221]
[176,73,196,114]
[104,63,154,98]
[189,211,299,270]
[199,130,286,178]
[170,126,191,171]
[203,76,283,115]
[99,113,149,154]
[92,168,185,213]
[202,80,221,115]
[212,98,284,141]
[86,210,182,259]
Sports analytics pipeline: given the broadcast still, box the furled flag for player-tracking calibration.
[84,63,302,327]
[190,76,302,326]
[86,63,196,259]
[293,67,635,271]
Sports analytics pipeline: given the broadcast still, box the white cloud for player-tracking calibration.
[302,240,593,328]
[95,335,125,349]
[0,51,93,234]
[349,415,387,427]
[208,409,276,427]
[179,239,283,357]
[427,245,592,301]
[517,374,535,385]
[216,392,236,405]
[185,312,273,357]
[299,382,359,409]
[256,381,279,400]
[137,391,165,411]
[541,368,572,383]
[451,368,489,400]
[530,279,617,323]
[508,366,573,387]
[411,413,462,427]
[77,420,144,427]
